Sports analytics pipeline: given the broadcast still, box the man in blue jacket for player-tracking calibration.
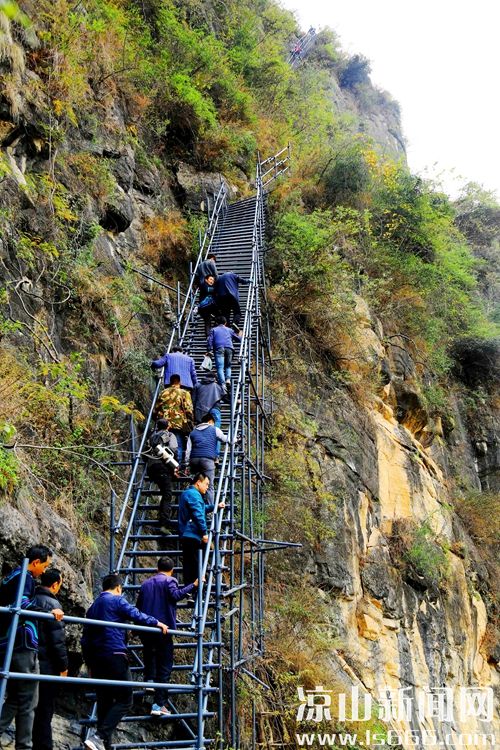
[214,272,250,328]
[206,317,242,388]
[81,574,168,750]
[151,346,198,390]
[178,473,225,585]
[0,544,63,750]
[136,557,198,718]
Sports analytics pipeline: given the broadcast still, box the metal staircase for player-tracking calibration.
[96,146,295,749]
[0,146,297,750]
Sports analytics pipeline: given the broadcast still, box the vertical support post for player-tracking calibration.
[109,490,116,572]
[177,281,181,343]
[0,558,29,710]
[130,414,136,460]
[215,515,223,739]
[229,375,237,750]
[196,549,204,750]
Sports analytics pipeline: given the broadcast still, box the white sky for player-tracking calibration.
[280,0,500,199]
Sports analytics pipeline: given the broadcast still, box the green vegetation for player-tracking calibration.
[0,0,499,741]
[390,518,450,587]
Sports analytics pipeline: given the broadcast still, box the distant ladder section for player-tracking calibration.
[288,26,317,68]
[82,144,297,750]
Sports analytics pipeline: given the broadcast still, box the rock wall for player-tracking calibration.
[284,299,499,747]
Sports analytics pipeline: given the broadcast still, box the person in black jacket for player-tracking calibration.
[32,570,68,750]
[195,253,217,286]
[145,419,179,533]
[0,544,63,750]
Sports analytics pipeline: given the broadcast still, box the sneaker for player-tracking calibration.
[145,680,155,693]
[151,703,171,717]
[84,733,107,750]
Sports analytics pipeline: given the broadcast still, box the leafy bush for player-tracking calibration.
[269,207,358,355]
[390,518,450,587]
[339,54,371,89]
[322,145,371,207]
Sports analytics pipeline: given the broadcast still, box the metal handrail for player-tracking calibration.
[287,27,317,67]
[192,148,275,728]
[113,181,228,536]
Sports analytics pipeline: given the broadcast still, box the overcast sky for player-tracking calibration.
[280,0,500,199]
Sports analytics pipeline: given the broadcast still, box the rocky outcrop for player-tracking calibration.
[281,298,499,747]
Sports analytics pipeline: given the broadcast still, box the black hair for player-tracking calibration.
[40,569,62,588]
[191,471,209,485]
[102,573,123,591]
[208,253,216,261]
[156,418,169,430]
[157,557,175,573]
[201,413,215,423]
[215,316,227,326]
[169,374,181,384]
[172,346,182,353]
[27,545,52,563]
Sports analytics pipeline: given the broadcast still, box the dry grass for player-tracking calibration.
[0,346,28,425]
[141,210,191,269]
[453,490,500,549]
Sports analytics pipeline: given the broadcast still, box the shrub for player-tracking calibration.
[339,54,371,89]
[322,145,371,207]
[269,207,357,355]
[390,518,450,587]
[453,489,500,549]
[451,337,500,390]
[142,210,191,270]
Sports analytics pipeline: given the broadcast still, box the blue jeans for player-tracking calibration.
[214,347,233,386]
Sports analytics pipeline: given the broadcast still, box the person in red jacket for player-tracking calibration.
[136,558,199,717]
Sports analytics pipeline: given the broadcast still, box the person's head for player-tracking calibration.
[27,545,53,577]
[172,346,183,353]
[156,418,169,431]
[205,275,215,286]
[102,573,123,595]
[40,568,63,595]
[216,316,227,327]
[201,413,215,425]
[157,557,175,574]
[208,254,216,263]
[169,374,181,388]
[192,471,210,495]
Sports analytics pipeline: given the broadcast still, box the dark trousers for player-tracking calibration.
[0,650,39,750]
[32,672,57,750]
[199,303,218,337]
[181,537,206,585]
[140,634,174,707]
[147,463,174,526]
[89,654,133,747]
[218,296,241,327]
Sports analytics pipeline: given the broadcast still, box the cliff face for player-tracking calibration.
[264,298,500,747]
